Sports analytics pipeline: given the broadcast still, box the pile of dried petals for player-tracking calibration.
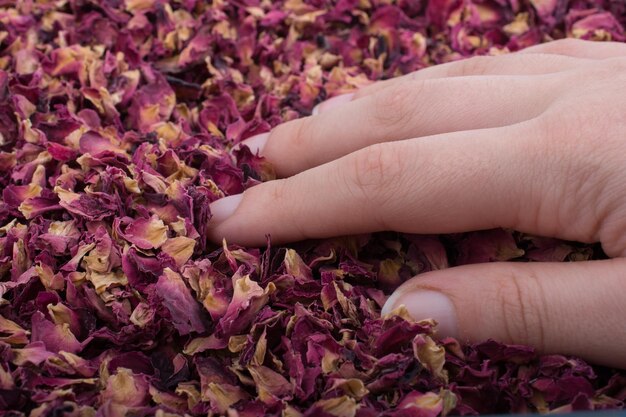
[0,0,625,415]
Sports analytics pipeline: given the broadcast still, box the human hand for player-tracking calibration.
[208,39,626,369]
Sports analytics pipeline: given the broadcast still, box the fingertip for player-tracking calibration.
[384,288,460,339]
[207,185,285,247]
[381,289,403,316]
[209,194,243,224]
[234,132,270,156]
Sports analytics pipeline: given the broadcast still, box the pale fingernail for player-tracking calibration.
[237,132,270,155]
[383,290,459,339]
[210,194,243,223]
[312,92,355,115]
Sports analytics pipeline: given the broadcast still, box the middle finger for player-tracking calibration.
[253,74,561,177]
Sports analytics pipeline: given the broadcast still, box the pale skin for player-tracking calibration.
[209,39,626,369]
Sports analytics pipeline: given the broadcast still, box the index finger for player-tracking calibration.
[209,120,584,246]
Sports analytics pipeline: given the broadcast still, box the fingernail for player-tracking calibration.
[237,132,269,155]
[312,92,355,115]
[210,194,243,223]
[383,290,459,338]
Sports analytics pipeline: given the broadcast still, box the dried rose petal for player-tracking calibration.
[0,0,623,415]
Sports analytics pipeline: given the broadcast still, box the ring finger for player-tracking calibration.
[345,52,592,100]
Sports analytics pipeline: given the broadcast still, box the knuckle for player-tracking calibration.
[346,143,405,205]
[371,81,418,128]
[546,38,588,54]
[497,266,549,351]
[524,60,626,248]
[277,116,314,150]
[529,102,626,243]
[453,55,492,76]
[603,56,626,73]
[267,178,311,239]
[578,57,626,82]
[274,117,317,169]
[529,104,586,152]
[268,178,289,202]
[522,111,606,237]
[535,89,615,163]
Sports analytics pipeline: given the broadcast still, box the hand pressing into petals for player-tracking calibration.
[209,39,626,369]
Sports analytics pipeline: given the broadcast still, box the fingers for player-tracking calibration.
[517,38,626,58]
[320,39,625,113]
[243,74,560,177]
[350,52,591,99]
[209,121,550,246]
[381,258,626,369]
